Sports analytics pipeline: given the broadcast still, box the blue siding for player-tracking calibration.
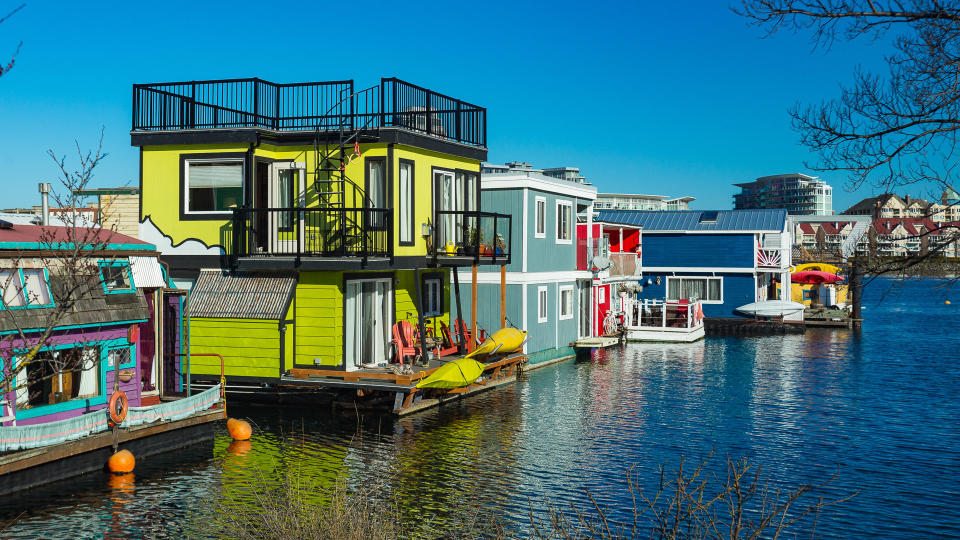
[453,279,581,363]
[638,272,757,317]
[479,187,583,274]
[452,283,523,337]
[480,190,524,273]
[524,188,580,273]
[642,233,755,268]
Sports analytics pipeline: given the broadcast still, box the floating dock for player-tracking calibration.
[572,335,622,349]
[704,318,806,336]
[279,353,525,415]
[0,407,223,495]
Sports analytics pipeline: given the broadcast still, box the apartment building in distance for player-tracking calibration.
[733,173,832,215]
[594,193,695,211]
[480,162,590,184]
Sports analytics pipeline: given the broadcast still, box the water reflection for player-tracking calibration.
[1,278,958,537]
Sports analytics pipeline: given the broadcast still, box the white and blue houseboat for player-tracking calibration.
[594,209,793,318]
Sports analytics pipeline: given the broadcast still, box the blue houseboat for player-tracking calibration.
[594,210,792,317]
[455,168,596,366]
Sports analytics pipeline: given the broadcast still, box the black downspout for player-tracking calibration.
[453,267,466,355]
[413,268,430,364]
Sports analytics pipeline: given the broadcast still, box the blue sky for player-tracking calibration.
[0,1,896,211]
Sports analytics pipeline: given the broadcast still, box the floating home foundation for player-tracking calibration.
[704,318,806,336]
[196,354,525,416]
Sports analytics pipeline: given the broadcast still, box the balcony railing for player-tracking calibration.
[230,207,391,259]
[431,210,512,264]
[608,252,641,277]
[132,77,487,147]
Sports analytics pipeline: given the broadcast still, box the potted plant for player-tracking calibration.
[464,227,483,256]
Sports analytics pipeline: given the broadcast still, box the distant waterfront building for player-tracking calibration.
[843,190,960,224]
[733,173,832,215]
[594,193,695,211]
[481,162,591,185]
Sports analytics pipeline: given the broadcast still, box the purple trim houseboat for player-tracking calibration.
[0,220,223,494]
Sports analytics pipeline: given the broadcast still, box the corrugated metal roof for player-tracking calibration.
[596,210,788,232]
[190,271,297,320]
[129,256,167,288]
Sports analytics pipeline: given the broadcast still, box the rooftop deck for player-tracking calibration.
[132,77,487,148]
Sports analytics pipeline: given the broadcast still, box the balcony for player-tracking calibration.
[430,210,512,265]
[608,252,641,278]
[132,77,486,147]
[230,207,390,259]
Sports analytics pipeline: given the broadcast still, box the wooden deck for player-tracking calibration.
[0,407,223,495]
[281,353,526,415]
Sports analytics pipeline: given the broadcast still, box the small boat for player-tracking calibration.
[734,300,806,319]
[416,358,486,389]
[792,270,844,284]
[465,327,527,359]
[791,262,842,274]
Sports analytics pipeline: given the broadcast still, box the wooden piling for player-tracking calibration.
[850,260,863,329]
[471,264,478,349]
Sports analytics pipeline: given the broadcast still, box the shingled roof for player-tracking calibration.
[190,271,297,320]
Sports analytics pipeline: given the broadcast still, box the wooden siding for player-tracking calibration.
[479,190,524,273]
[293,271,342,368]
[190,318,280,378]
[99,194,140,239]
[641,233,755,268]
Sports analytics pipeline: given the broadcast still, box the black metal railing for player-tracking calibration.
[230,207,391,259]
[133,77,486,147]
[432,210,512,264]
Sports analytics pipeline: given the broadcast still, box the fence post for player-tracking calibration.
[426,91,432,135]
[253,79,259,127]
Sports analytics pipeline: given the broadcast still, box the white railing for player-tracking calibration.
[622,298,704,329]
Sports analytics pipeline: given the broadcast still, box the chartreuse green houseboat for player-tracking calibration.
[132,77,513,399]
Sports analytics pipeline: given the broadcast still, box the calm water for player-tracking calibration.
[2,277,959,538]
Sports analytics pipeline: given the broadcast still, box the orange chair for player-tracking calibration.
[453,318,486,352]
[436,322,461,357]
[391,321,420,366]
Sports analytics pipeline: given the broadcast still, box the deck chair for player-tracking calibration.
[453,318,487,352]
[436,322,461,357]
[391,321,420,366]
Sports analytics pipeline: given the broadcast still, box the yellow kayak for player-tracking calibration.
[465,327,527,359]
[416,358,486,389]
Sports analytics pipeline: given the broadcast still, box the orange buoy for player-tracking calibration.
[108,391,128,425]
[227,418,252,441]
[107,449,136,474]
[946,300,952,305]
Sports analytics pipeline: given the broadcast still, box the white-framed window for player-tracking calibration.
[537,286,548,323]
[535,197,546,238]
[556,200,572,244]
[597,286,605,305]
[0,269,54,309]
[184,159,244,214]
[423,278,442,316]
[399,161,414,244]
[666,277,723,303]
[559,285,574,320]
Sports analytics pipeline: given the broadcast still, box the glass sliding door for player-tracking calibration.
[269,163,305,254]
[435,170,457,247]
[344,278,393,371]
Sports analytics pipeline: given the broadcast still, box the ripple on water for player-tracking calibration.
[1,277,959,537]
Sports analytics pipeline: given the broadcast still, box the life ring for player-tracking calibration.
[109,391,129,425]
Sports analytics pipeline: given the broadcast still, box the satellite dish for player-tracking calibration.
[592,256,612,272]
